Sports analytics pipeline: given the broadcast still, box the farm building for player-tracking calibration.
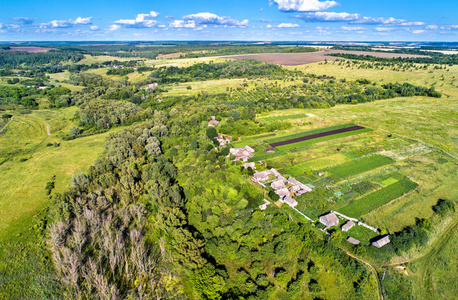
[229,146,255,161]
[270,168,281,178]
[283,196,298,208]
[216,135,230,147]
[372,236,390,248]
[319,212,339,227]
[208,116,219,127]
[259,199,270,210]
[252,171,271,182]
[342,220,355,232]
[271,180,286,190]
[347,237,360,245]
[275,188,290,197]
[243,162,256,170]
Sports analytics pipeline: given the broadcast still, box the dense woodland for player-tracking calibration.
[0,43,454,299]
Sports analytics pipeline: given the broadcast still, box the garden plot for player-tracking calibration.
[326,154,394,179]
[339,178,418,218]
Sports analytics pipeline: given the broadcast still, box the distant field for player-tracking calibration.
[7,46,52,53]
[327,155,394,179]
[339,178,418,217]
[258,113,307,121]
[221,49,427,66]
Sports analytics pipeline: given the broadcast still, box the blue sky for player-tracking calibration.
[0,0,457,41]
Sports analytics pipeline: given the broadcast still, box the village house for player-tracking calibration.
[347,237,360,245]
[282,196,298,208]
[145,83,158,92]
[251,170,271,183]
[271,180,286,190]
[319,212,339,227]
[38,86,47,90]
[270,168,281,178]
[208,116,219,127]
[216,135,230,147]
[275,188,290,197]
[342,220,355,232]
[229,146,255,161]
[372,236,390,248]
[243,162,256,170]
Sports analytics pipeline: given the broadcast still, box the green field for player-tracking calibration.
[266,123,358,144]
[339,178,418,217]
[284,153,351,176]
[327,155,394,179]
[275,127,372,151]
[258,113,307,121]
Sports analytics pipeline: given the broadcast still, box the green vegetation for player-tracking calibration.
[340,178,418,217]
[275,127,372,151]
[266,123,358,143]
[327,154,394,179]
[258,113,307,121]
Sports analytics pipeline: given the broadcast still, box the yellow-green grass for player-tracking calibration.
[47,71,84,92]
[0,110,123,242]
[76,54,140,65]
[284,153,351,176]
[326,154,393,179]
[163,78,245,95]
[288,62,458,99]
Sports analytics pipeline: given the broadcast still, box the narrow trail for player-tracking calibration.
[0,116,14,133]
[345,251,383,300]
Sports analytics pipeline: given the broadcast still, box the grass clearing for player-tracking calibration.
[258,113,308,121]
[327,154,394,179]
[284,153,351,176]
[339,178,418,218]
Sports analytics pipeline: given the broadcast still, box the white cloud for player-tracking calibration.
[90,25,99,30]
[295,12,423,26]
[114,11,160,28]
[426,25,438,30]
[278,23,300,27]
[375,27,394,32]
[340,26,365,31]
[274,0,339,12]
[399,21,425,26]
[170,12,248,29]
[109,24,121,31]
[40,17,92,29]
[411,30,425,34]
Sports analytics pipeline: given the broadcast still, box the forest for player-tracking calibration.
[0,42,456,300]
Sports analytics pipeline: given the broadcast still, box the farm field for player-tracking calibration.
[222,49,428,66]
[326,154,394,179]
[284,153,351,176]
[339,178,418,218]
[257,113,308,121]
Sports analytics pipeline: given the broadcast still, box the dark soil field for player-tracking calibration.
[270,125,365,147]
[221,49,428,66]
[7,46,52,53]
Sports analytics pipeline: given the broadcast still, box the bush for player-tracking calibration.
[432,199,455,217]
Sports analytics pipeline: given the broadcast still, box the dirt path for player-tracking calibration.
[0,116,14,133]
[345,251,384,300]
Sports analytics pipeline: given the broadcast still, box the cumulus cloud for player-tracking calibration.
[114,11,160,28]
[426,25,438,30]
[90,25,99,30]
[40,17,92,29]
[278,23,300,27]
[340,26,365,31]
[294,12,420,25]
[274,0,339,12]
[109,24,121,31]
[170,12,248,29]
[13,17,34,25]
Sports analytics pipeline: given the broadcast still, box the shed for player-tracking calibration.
[342,220,355,232]
[283,196,298,208]
[372,236,390,248]
[271,180,286,190]
[275,188,290,197]
[243,162,256,170]
[319,212,339,227]
[347,237,360,245]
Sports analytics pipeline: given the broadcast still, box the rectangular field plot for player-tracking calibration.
[274,127,371,151]
[326,155,393,179]
[339,178,418,218]
[266,123,358,144]
[284,154,351,176]
[258,113,307,122]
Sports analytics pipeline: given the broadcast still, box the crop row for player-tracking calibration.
[327,154,393,179]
